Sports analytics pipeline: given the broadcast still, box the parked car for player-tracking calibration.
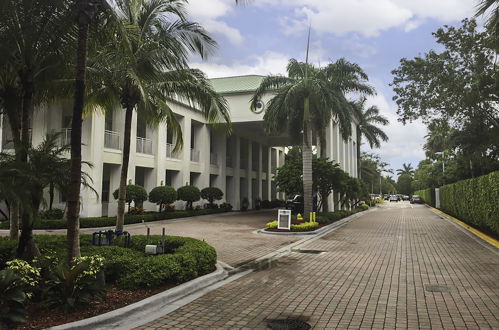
[402,195,410,201]
[410,195,423,204]
[285,194,317,214]
[389,195,399,202]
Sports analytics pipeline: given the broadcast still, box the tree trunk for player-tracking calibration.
[302,98,313,220]
[67,0,91,264]
[17,190,41,260]
[9,202,19,240]
[116,104,134,231]
[49,183,55,210]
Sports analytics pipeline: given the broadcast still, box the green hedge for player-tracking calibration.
[0,234,217,289]
[439,171,499,236]
[0,208,230,230]
[413,188,435,207]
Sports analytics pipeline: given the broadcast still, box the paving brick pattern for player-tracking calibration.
[137,203,499,329]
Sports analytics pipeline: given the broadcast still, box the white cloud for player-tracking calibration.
[190,51,290,78]
[186,0,243,44]
[362,92,427,172]
[259,0,476,37]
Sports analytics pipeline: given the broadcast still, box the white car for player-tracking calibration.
[389,195,399,202]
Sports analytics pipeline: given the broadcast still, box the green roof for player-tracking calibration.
[210,75,264,94]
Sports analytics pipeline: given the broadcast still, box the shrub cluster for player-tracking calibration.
[439,171,499,235]
[0,208,230,230]
[0,234,217,291]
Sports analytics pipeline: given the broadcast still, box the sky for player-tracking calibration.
[185,0,480,177]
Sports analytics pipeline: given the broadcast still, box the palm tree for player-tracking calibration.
[252,58,373,217]
[397,163,415,177]
[351,97,389,178]
[0,0,71,257]
[91,0,230,231]
[475,0,498,41]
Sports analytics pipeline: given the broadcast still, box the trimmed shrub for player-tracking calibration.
[113,184,148,211]
[39,209,64,220]
[177,186,200,210]
[439,171,499,235]
[414,188,435,207]
[149,186,177,212]
[359,204,369,211]
[265,220,319,231]
[200,187,223,208]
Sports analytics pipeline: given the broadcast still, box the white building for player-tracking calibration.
[0,75,358,217]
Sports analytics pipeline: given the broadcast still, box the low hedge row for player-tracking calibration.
[0,234,217,289]
[0,208,230,230]
[439,171,499,236]
[414,188,435,207]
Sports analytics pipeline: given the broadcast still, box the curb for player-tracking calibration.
[49,262,228,330]
[428,206,499,252]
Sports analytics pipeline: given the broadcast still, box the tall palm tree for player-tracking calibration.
[91,0,230,231]
[0,0,71,258]
[397,163,415,177]
[475,0,498,41]
[252,58,373,217]
[351,97,389,179]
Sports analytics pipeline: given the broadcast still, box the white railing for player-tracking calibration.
[210,152,218,166]
[166,143,180,159]
[136,137,153,155]
[104,130,121,150]
[190,148,200,162]
[60,128,71,146]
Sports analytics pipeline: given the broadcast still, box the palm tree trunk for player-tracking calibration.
[9,202,19,240]
[67,0,91,263]
[116,104,133,231]
[302,98,313,220]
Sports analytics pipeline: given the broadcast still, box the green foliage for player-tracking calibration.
[397,174,413,195]
[265,220,319,231]
[113,185,148,208]
[439,171,499,235]
[42,256,106,313]
[177,186,201,210]
[0,208,230,230]
[359,204,369,211]
[200,187,223,207]
[0,235,217,292]
[0,269,27,328]
[414,188,435,207]
[148,186,177,212]
[39,208,65,220]
[6,260,40,299]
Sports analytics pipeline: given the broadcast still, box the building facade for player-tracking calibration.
[0,75,358,217]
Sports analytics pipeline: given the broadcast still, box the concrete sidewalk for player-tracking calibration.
[136,202,499,329]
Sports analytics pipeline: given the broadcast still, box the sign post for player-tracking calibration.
[278,209,291,230]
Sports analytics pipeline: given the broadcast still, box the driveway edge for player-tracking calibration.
[428,206,499,253]
[49,262,228,330]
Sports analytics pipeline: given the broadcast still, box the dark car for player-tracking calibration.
[285,194,317,214]
[410,195,423,204]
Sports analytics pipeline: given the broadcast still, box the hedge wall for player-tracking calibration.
[414,188,435,207]
[439,171,499,236]
[0,208,230,230]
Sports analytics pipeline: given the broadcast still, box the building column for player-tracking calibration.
[181,117,191,186]
[257,144,263,199]
[267,146,272,200]
[199,123,210,189]
[155,124,166,186]
[247,140,253,209]
[234,136,241,210]
[214,131,227,201]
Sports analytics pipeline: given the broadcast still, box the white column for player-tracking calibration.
[0,113,4,153]
[234,136,241,209]
[199,123,210,189]
[155,124,166,186]
[247,140,253,208]
[214,131,227,200]
[127,110,138,185]
[267,146,272,200]
[257,144,263,199]
[181,117,191,186]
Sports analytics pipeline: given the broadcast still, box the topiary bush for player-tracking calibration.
[177,186,200,210]
[200,187,223,208]
[149,186,177,212]
[113,184,148,211]
[359,203,369,211]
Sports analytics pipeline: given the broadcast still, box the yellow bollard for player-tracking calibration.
[309,212,313,222]
[313,212,316,222]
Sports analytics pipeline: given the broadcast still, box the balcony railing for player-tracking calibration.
[60,128,71,146]
[210,152,218,166]
[136,137,153,155]
[190,148,200,162]
[166,143,180,159]
[104,130,121,150]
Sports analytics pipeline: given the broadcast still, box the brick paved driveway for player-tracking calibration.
[137,202,499,329]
